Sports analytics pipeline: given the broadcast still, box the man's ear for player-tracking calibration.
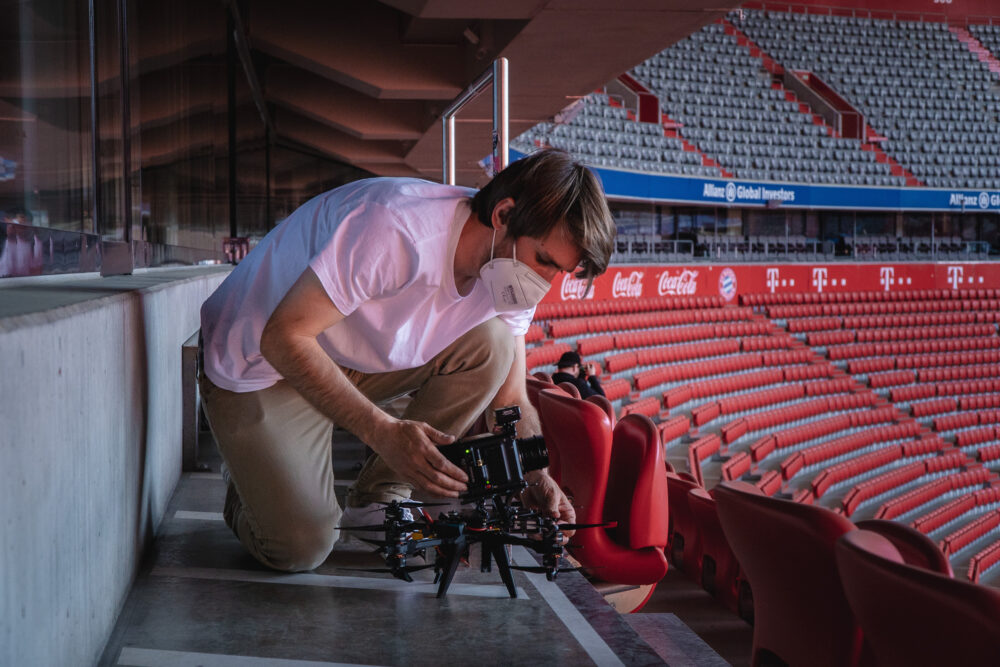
[491,197,515,232]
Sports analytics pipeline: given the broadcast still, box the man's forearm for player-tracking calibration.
[261,329,390,447]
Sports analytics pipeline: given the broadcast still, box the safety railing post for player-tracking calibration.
[442,58,509,185]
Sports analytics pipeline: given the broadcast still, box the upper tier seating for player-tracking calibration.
[512,11,1000,192]
[737,10,1000,190]
[633,22,900,186]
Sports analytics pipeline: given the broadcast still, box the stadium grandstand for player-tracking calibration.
[4,0,1000,665]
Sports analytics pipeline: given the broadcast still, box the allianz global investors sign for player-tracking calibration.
[704,181,796,204]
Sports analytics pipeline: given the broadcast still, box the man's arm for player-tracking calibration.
[259,267,468,498]
[491,335,575,528]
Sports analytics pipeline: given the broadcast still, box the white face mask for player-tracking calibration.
[479,229,551,312]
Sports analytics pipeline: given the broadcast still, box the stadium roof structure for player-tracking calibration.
[250,0,736,186]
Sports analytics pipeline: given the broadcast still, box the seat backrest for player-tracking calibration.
[836,530,1000,667]
[714,481,862,667]
[557,381,582,399]
[688,486,744,610]
[532,371,553,383]
[526,380,569,482]
[525,376,558,412]
[605,413,668,550]
[585,394,616,427]
[537,389,669,586]
[666,472,702,575]
[537,388,613,525]
[854,518,952,576]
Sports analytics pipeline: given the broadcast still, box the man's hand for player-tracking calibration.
[521,470,576,540]
[369,418,469,498]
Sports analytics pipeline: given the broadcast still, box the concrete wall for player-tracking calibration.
[0,268,228,666]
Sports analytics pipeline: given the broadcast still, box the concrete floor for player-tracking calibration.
[99,431,738,666]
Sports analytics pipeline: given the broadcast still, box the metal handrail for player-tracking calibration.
[442,58,508,185]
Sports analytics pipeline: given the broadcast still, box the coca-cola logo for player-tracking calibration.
[560,272,593,300]
[612,271,644,298]
[658,269,699,296]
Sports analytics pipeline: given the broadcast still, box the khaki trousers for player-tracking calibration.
[199,317,514,572]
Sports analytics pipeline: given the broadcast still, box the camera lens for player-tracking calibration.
[517,435,549,474]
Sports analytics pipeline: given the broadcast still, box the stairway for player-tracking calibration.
[950,26,1000,77]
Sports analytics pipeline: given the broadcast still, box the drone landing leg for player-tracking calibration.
[488,542,518,598]
[480,543,493,573]
[435,542,463,598]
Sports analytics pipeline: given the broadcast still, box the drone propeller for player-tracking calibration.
[557,521,617,531]
[337,520,429,532]
[376,500,450,509]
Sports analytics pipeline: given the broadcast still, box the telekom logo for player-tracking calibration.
[880,267,895,291]
[766,268,780,293]
[812,267,828,293]
[560,273,592,300]
[612,271,644,298]
[947,266,964,290]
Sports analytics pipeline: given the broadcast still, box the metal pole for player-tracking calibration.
[442,115,455,185]
[88,0,100,236]
[118,0,132,245]
[442,57,509,185]
[227,10,238,238]
[492,57,509,174]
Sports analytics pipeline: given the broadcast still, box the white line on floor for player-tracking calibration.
[174,510,224,521]
[510,546,624,667]
[150,565,528,599]
[116,646,381,667]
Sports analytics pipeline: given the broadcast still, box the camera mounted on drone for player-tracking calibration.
[437,405,548,501]
[341,407,613,598]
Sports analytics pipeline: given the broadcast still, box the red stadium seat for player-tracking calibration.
[556,381,582,399]
[854,519,952,577]
[585,394,615,427]
[836,530,1000,667]
[666,472,701,577]
[687,486,751,618]
[536,389,668,586]
[714,481,862,667]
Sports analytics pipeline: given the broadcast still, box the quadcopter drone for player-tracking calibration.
[341,406,610,598]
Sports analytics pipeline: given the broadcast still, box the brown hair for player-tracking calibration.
[470,148,615,283]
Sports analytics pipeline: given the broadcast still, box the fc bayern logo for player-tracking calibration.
[979,192,990,209]
[719,267,737,301]
[725,182,737,203]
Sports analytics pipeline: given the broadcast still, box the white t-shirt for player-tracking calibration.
[201,177,534,393]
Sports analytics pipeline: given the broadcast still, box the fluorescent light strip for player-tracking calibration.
[150,565,528,599]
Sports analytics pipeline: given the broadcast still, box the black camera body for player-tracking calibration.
[438,406,548,501]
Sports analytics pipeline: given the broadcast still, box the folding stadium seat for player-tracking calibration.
[687,486,752,620]
[666,471,702,578]
[536,390,669,587]
[854,519,952,576]
[585,394,616,427]
[714,482,863,667]
[836,530,1000,667]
